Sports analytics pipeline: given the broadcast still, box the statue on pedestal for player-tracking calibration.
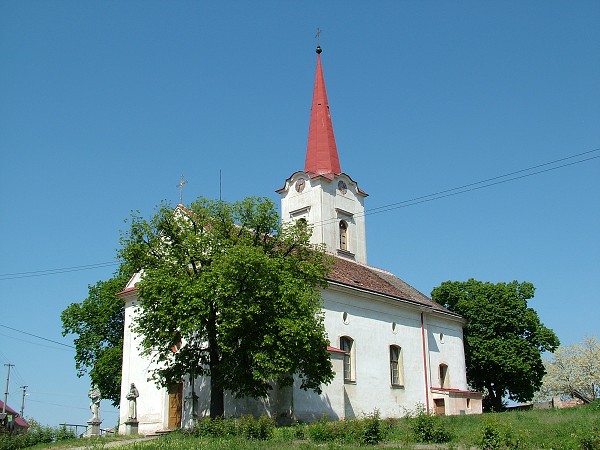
[126,383,140,421]
[88,385,102,423]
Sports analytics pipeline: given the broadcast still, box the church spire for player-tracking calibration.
[304,45,341,179]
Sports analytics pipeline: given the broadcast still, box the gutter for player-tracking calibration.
[421,312,430,412]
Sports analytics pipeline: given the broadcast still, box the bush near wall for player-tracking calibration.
[0,420,76,450]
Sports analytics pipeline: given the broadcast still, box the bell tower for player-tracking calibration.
[277,46,368,264]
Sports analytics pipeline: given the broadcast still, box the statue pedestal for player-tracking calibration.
[124,420,139,435]
[86,419,102,437]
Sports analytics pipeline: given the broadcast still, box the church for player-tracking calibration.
[118,45,482,434]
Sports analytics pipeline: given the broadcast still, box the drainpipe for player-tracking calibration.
[420,312,430,411]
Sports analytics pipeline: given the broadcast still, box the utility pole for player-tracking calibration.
[3,363,14,414]
[20,385,28,417]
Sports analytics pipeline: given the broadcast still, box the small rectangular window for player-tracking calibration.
[340,336,354,382]
[439,364,449,388]
[390,345,403,386]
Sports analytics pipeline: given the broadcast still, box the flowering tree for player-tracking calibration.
[536,336,600,401]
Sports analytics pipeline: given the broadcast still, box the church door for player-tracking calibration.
[168,383,183,429]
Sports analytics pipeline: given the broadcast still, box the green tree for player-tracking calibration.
[431,279,559,411]
[536,336,600,401]
[119,197,334,418]
[61,273,128,406]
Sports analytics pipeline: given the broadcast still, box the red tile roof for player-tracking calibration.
[328,257,461,318]
[0,400,29,428]
[304,47,341,179]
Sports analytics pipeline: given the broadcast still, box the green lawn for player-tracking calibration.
[122,402,600,450]
[6,401,599,450]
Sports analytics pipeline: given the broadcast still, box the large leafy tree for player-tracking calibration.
[431,279,559,411]
[61,273,129,406]
[536,336,600,401]
[119,197,334,418]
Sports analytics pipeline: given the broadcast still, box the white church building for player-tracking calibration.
[118,45,482,434]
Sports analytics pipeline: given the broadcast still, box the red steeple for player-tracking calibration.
[304,46,341,179]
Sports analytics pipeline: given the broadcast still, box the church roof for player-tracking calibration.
[304,46,341,180]
[118,256,458,319]
[328,257,461,318]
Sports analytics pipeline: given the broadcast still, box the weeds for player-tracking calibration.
[409,406,451,444]
[0,420,77,450]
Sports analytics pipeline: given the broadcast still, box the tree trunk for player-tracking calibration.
[484,384,505,412]
[208,302,224,418]
[209,369,224,418]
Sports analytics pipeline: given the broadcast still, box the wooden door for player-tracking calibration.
[434,398,446,416]
[168,383,183,429]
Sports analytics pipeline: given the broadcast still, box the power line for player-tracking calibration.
[369,148,599,214]
[0,148,597,279]
[365,153,600,217]
[0,332,73,352]
[0,261,119,281]
[0,324,75,349]
[26,399,92,412]
[27,399,120,414]
[311,147,600,228]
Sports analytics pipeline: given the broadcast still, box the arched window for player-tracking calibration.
[439,363,449,388]
[389,345,403,386]
[340,336,355,382]
[339,220,348,251]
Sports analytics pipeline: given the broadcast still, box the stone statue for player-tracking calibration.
[126,383,140,421]
[88,385,102,422]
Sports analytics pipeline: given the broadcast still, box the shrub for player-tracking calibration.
[189,415,274,441]
[0,420,76,450]
[306,417,333,443]
[238,415,274,440]
[360,410,383,445]
[480,420,504,450]
[304,412,388,445]
[410,410,451,444]
[54,424,77,441]
[292,422,306,440]
[479,417,523,450]
[580,421,600,450]
[189,417,236,438]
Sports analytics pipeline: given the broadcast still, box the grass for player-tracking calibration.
[11,401,599,449]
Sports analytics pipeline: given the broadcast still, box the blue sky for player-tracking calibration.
[1,1,598,427]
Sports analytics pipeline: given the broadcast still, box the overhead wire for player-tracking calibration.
[0,331,73,352]
[0,261,119,281]
[0,147,597,279]
[0,324,75,349]
[310,147,600,229]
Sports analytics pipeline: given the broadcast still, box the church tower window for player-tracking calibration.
[339,220,348,251]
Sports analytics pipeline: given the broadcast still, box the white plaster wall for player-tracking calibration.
[120,279,472,430]
[280,172,367,264]
[293,351,345,421]
[426,317,468,391]
[119,295,169,435]
[321,286,467,418]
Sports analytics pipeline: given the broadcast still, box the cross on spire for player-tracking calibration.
[176,175,187,204]
[315,27,322,47]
